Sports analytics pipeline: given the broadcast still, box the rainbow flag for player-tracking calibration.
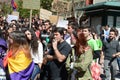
[4,51,34,80]
[11,0,17,10]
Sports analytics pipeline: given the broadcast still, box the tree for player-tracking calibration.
[17,0,29,18]
[17,0,53,18]
[0,2,12,16]
[41,0,53,10]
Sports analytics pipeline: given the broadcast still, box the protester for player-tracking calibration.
[70,32,93,80]
[82,26,99,59]
[41,27,72,80]
[24,28,43,80]
[102,29,120,80]
[82,26,102,79]
[3,31,34,80]
[0,29,7,80]
[67,22,78,47]
[101,25,110,42]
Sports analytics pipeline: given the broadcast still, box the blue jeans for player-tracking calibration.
[31,64,40,80]
[68,69,77,80]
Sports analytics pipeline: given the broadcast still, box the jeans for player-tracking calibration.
[40,64,50,80]
[31,64,40,80]
[70,69,77,80]
[117,57,120,71]
[104,59,119,80]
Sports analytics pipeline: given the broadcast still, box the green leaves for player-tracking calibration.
[17,0,53,18]
[1,2,12,16]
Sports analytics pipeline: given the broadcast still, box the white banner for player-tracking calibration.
[57,20,68,29]
[6,15,19,23]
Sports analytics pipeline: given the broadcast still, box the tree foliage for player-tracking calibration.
[17,0,29,18]
[41,0,53,10]
[0,0,53,18]
[0,2,12,16]
[17,0,53,18]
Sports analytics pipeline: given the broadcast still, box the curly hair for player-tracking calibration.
[23,28,39,53]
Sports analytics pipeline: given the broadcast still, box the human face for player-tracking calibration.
[82,28,90,38]
[11,21,16,24]
[104,25,109,30]
[53,32,63,42]
[38,25,42,31]
[42,25,46,30]
[12,25,16,31]
[67,26,73,34]
[8,35,13,44]
[44,22,50,29]
[25,30,32,40]
[109,31,115,40]
[8,27,13,33]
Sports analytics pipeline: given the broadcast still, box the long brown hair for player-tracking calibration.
[8,31,31,59]
[24,28,39,54]
[75,33,88,55]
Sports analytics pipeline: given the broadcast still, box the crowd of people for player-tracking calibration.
[0,16,120,80]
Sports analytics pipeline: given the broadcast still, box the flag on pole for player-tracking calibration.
[11,0,17,10]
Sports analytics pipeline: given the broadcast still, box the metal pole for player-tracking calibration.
[39,0,41,18]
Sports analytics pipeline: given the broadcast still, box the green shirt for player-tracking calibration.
[87,39,99,51]
[96,39,103,50]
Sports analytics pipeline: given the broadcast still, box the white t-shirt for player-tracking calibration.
[31,41,43,64]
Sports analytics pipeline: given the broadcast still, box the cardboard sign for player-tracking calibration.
[40,8,52,20]
[49,15,59,25]
[23,0,40,10]
[51,0,70,13]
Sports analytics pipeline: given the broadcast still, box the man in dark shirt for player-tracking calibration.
[41,27,72,80]
[102,29,120,80]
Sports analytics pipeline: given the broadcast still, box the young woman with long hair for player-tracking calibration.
[24,28,43,80]
[3,31,34,80]
[71,32,93,80]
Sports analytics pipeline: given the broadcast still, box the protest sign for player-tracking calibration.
[40,8,52,20]
[6,15,19,23]
[49,15,59,25]
[23,0,40,10]
[57,20,68,29]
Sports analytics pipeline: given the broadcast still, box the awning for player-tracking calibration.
[76,1,120,11]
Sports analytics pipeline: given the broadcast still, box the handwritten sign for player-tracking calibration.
[40,8,52,20]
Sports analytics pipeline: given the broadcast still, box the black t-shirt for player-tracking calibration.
[48,41,72,79]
